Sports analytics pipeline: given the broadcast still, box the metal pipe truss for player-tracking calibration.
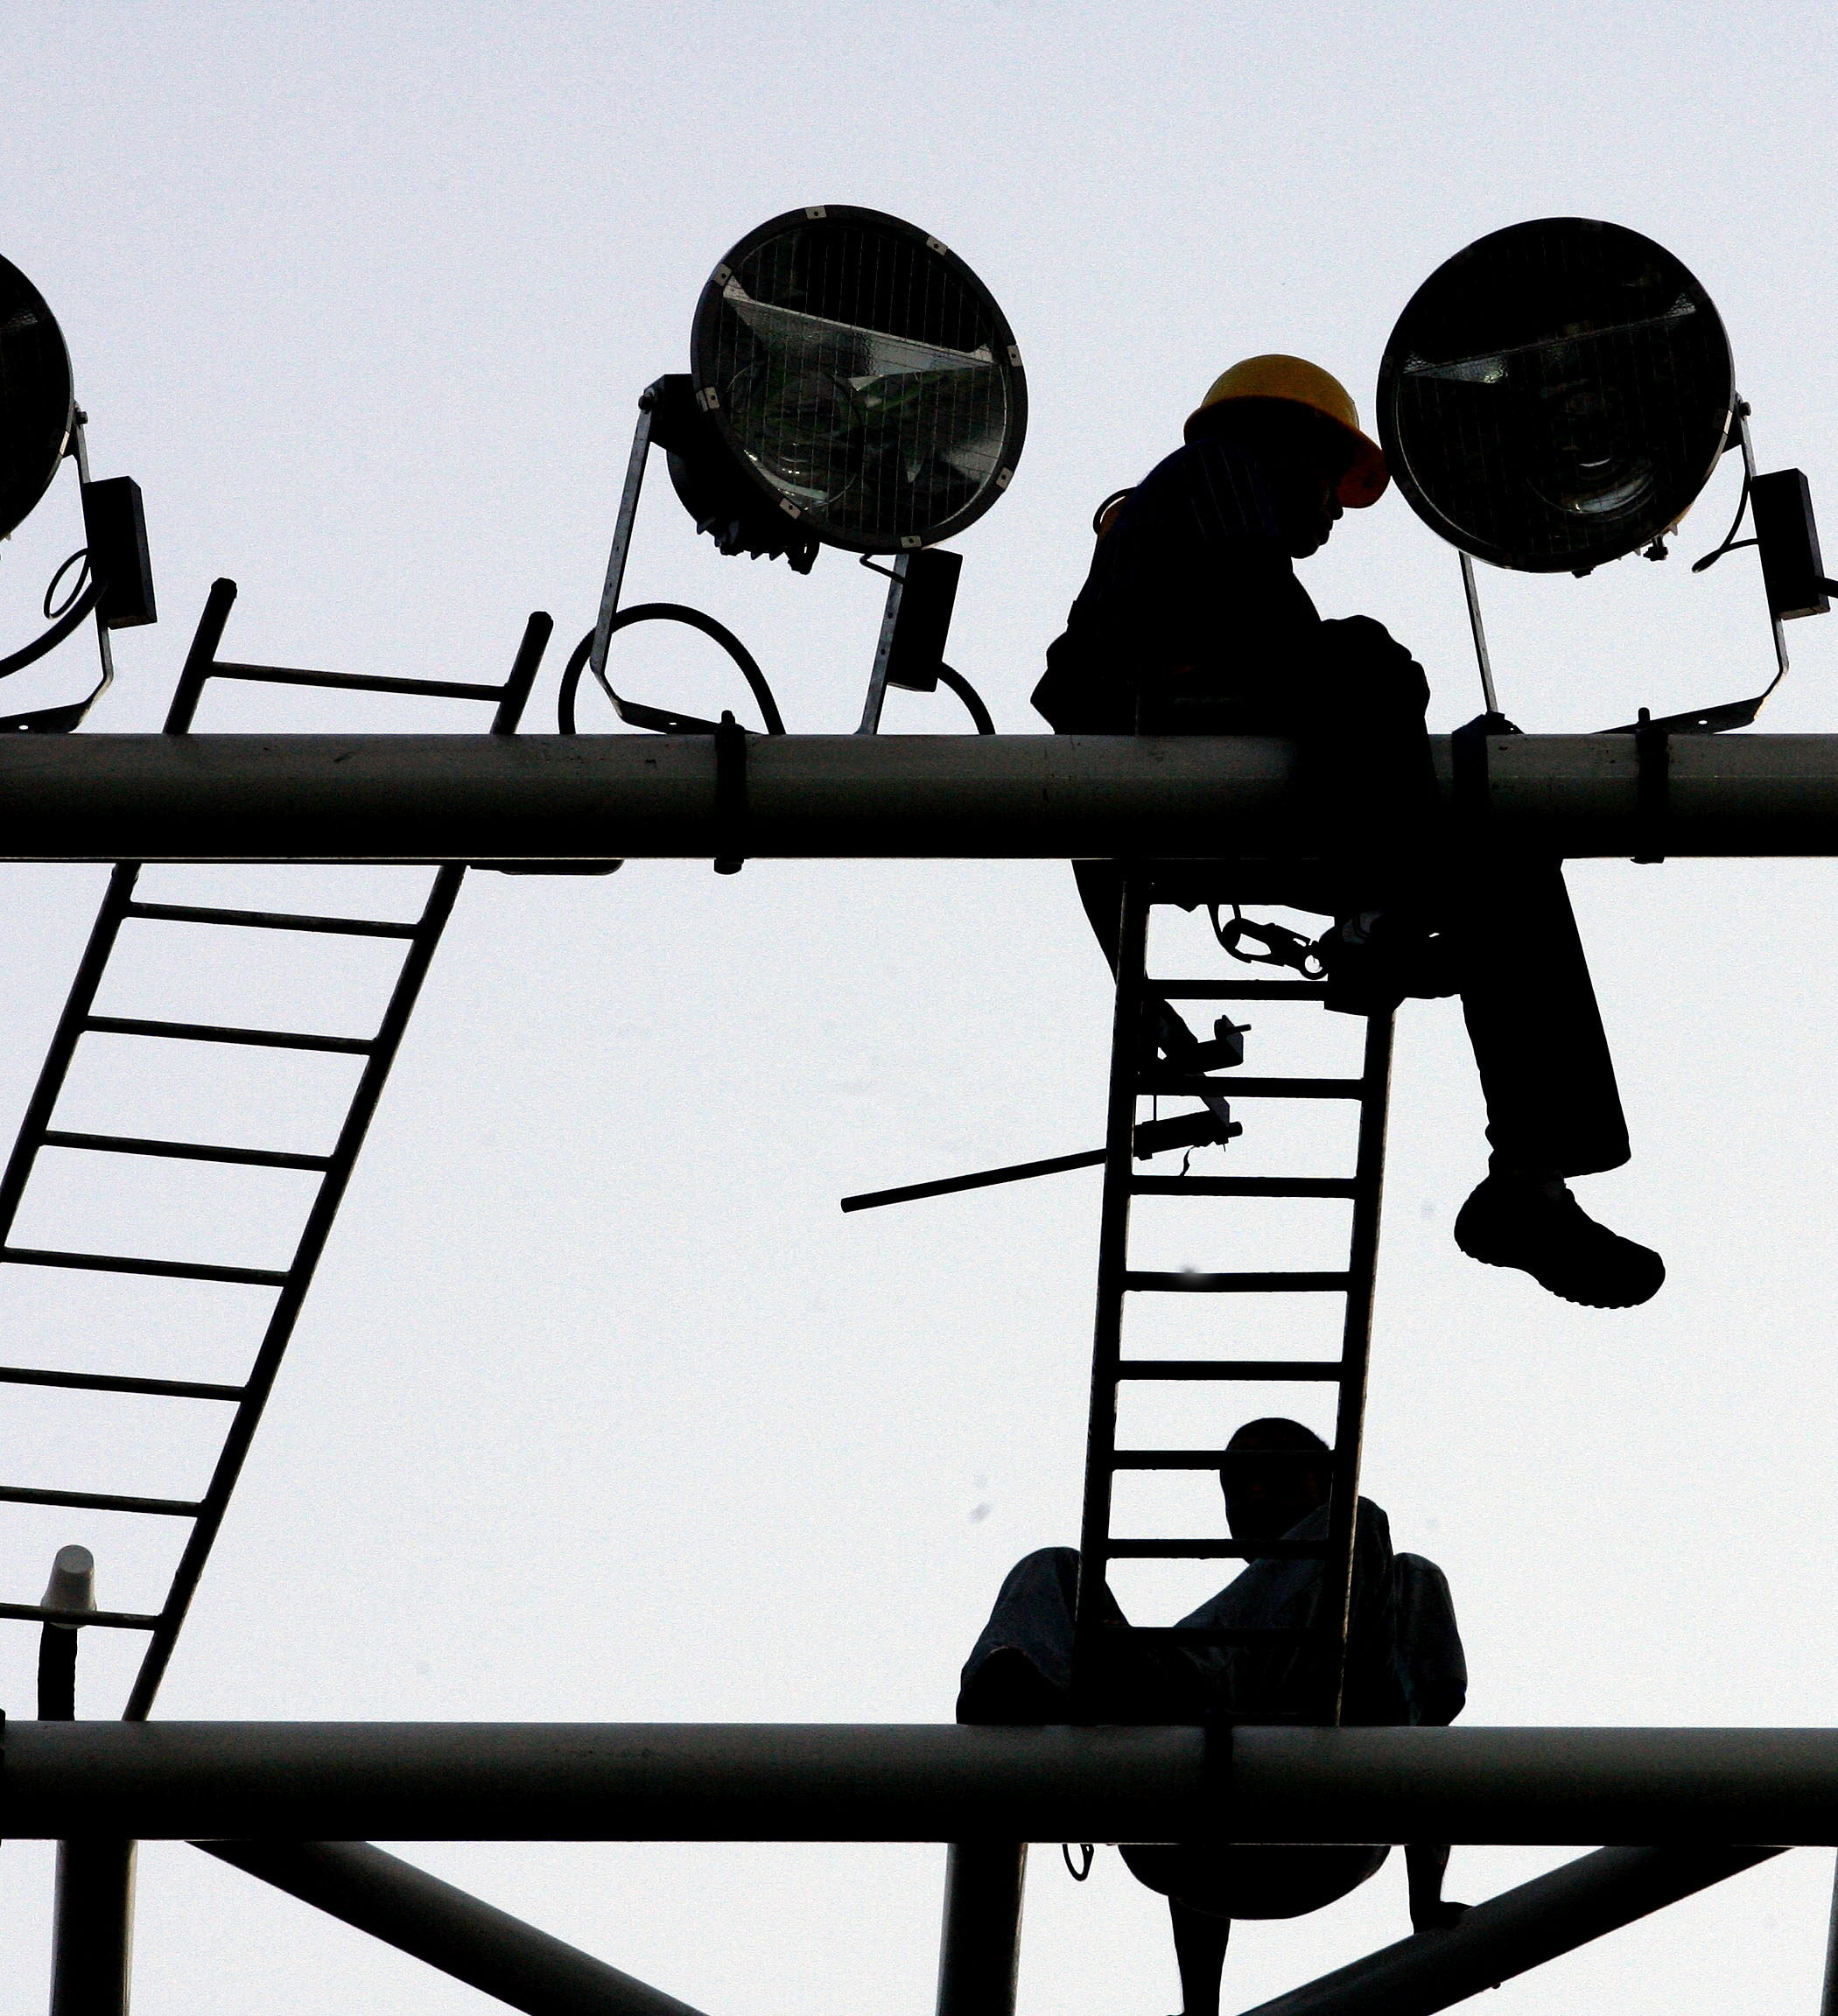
[12,1724,1838,1844]
[1234,1843,1783,2016]
[200,1840,707,2016]
[4,732,1838,862]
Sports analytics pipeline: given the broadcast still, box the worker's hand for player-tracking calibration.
[1411,1898,1471,1935]
[1315,615,1431,721]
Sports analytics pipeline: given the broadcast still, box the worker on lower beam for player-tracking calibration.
[1034,355,1662,1310]
[957,1419,1467,2016]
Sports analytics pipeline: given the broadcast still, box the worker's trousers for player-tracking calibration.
[956,1545,1390,1921]
[1076,849,1631,1180]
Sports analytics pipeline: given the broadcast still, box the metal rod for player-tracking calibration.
[1071,871,1152,1710]
[1320,1009,1393,1724]
[67,414,117,714]
[857,555,910,735]
[1736,403,1792,695]
[842,1146,1105,1210]
[199,1839,709,2016]
[50,1840,137,2016]
[36,1538,137,2016]
[935,1842,1027,2016]
[1233,1844,1784,2016]
[11,1724,1838,1843]
[1821,1849,1838,2016]
[10,731,1838,860]
[161,579,238,733]
[1457,554,1498,717]
[589,406,656,688]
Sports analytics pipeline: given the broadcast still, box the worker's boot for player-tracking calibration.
[1454,1170,1664,1308]
[1316,911,1459,1016]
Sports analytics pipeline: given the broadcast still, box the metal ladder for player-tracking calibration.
[0,577,551,1718]
[1070,872,1395,1725]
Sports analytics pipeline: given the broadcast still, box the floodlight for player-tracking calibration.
[0,251,74,544]
[1378,219,1734,574]
[689,205,1027,554]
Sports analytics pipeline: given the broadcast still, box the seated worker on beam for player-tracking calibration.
[1034,355,1662,1309]
[958,1420,1468,2016]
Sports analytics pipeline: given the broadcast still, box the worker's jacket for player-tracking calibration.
[1179,1496,1466,1728]
[1032,433,1428,743]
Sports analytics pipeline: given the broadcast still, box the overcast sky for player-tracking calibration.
[2,4,1837,2013]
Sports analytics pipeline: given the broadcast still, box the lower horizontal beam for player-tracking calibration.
[0,732,1834,861]
[10,1725,1838,1843]
[200,1839,707,2016]
[1235,1843,1785,2016]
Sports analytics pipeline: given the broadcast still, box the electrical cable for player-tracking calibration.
[0,578,103,682]
[43,549,90,620]
[1691,466,1753,574]
[936,663,995,734]
[557,606,786,736]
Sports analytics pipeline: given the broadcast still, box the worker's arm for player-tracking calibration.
[1405,1842,1469,1933]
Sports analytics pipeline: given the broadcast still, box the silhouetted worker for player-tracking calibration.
[958,1420,1467,2016]
[1034,355,1662,1309]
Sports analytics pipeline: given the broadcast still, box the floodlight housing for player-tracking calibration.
[0,252,74,544]
[690,205,1026,555]
[1378,219,1735,574]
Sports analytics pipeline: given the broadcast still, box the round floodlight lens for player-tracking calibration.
[0,253,73,544]
[1378,219,1734,572]
[691,206,1026,553]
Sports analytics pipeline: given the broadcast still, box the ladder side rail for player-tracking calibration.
[1070,870,1154,1712]
[1316,1009,1396,1725]
[488,612,551,734]
[0,864,144,1244]
[161,579,241,733]
[122,864,467,1719]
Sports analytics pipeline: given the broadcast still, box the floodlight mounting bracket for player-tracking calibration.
[1599,401,1799,737]
[570,386,997,741]
[0,412,141,735]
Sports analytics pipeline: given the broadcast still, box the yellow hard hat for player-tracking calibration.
[1186,354,1388,508]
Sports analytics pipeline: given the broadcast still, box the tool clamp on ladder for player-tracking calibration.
[0,578,551,1718]
[1070,870,1395,1726]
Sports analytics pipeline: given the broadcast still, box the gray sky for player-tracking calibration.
[2,3,1837,2011]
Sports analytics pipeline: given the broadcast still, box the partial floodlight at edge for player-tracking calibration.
[0,252,74,544]
[691,205,1028,555]
[1378,218,1735,573]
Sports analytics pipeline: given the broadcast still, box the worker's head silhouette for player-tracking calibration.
[1219,1418,1330,1542]
[1186,356,1386,562]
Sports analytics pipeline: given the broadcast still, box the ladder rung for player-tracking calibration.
[1131,1175,1358,1198]
[1148,981,1328,1000]
[1106,1623,1322,1644]
[1112,1451,1339,1477]
[1118,1359,1344,1381]
[123,901,420,939]
[0,1363,243,1401]
[84,1016,373,1055]
[1,1247,290,1287]
[0,1482,200,1516]
[1124,1270,1350,1294]
[41,1130,332,1172]
[0,1600,161,1630]
[211,661,508,703]
[1105,1536,1329,1558]
[1138,1076,1363,1100]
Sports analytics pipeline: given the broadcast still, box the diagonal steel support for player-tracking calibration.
[198,1839,709,2016]
[1233,1844,1784,2016]
[935,1842,1027,2016]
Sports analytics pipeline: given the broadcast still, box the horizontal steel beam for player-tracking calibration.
[200,1839,708,2016]
[0,732,1836,861]
[11,1725,1838,1843]
[1235,1843,1785,2016]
